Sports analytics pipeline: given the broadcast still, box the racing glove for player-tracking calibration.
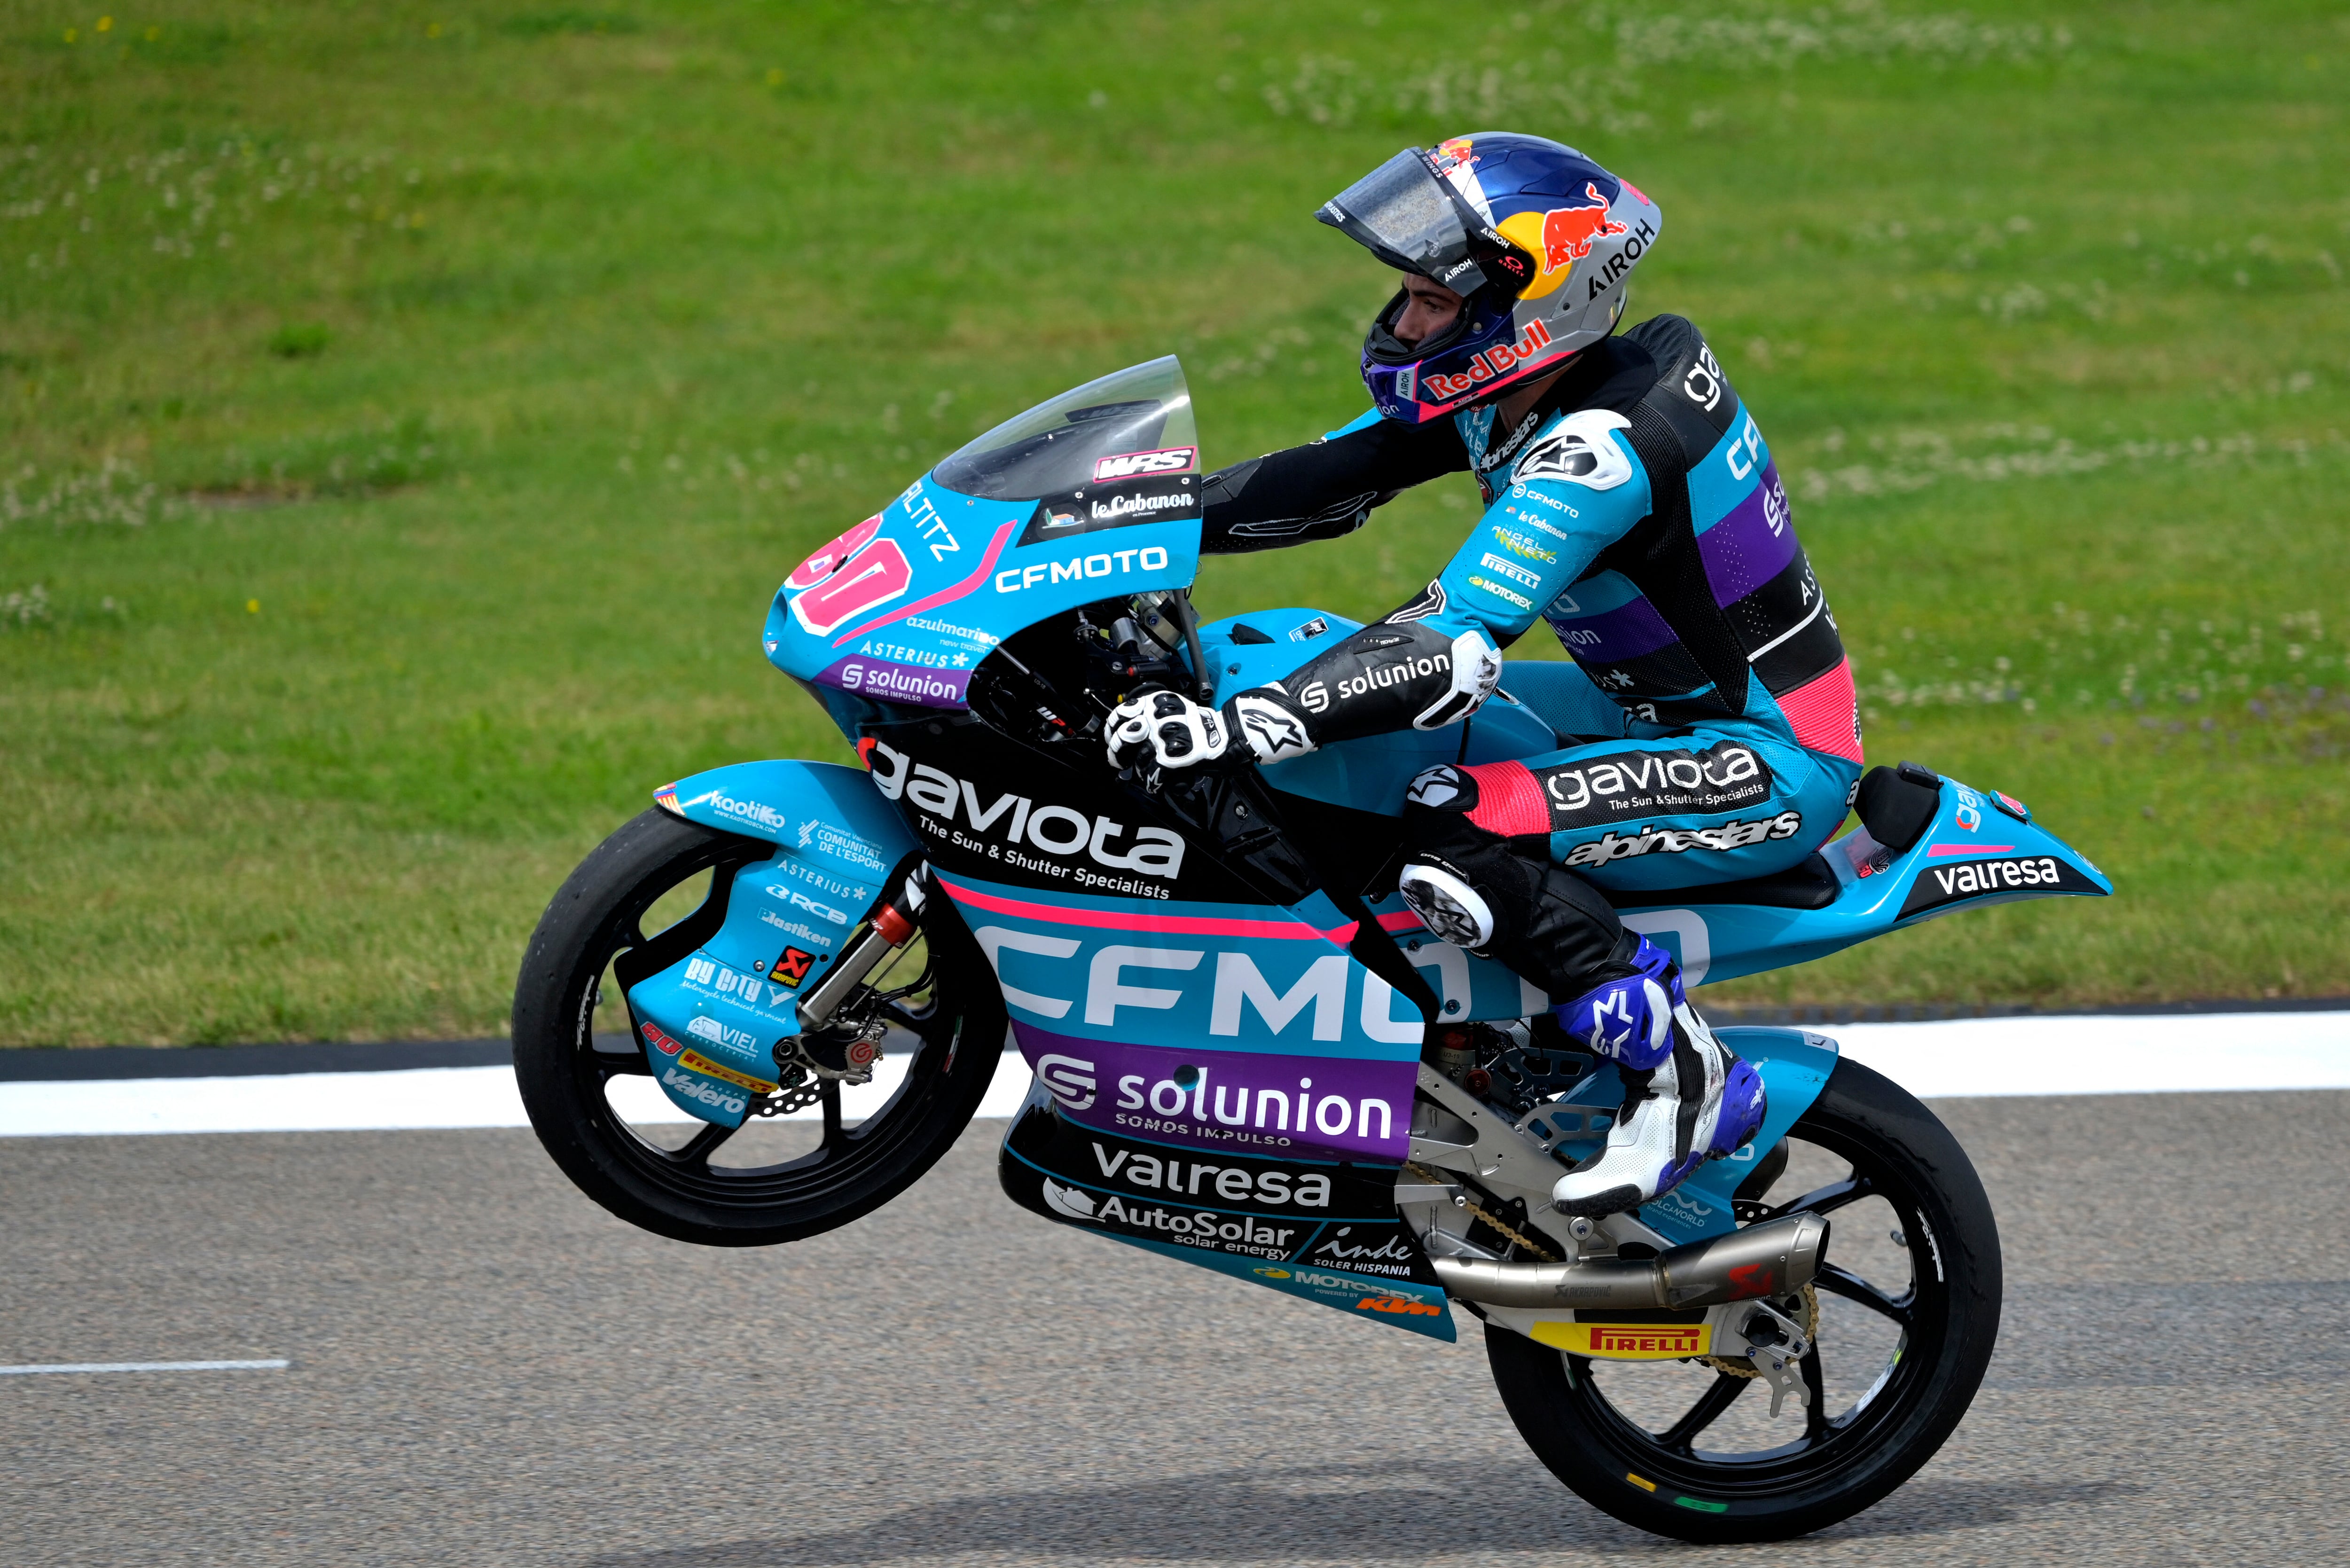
[1103,690,1319,773]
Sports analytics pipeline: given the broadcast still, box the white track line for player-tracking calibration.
[1820,1010,2350,1099]
[0,1050,1039,1138]
[1,1016,2345,1138]
[0,1359,290,1375]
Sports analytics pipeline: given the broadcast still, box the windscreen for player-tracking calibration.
[933,356,1197,501]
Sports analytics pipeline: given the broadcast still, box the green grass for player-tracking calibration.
[2,0,2345,1044]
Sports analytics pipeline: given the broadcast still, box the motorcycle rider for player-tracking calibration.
[1104,135,1864,1218]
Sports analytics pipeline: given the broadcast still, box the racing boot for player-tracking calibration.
[1549,937,1765,1218]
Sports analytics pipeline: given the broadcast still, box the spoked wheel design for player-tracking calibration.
[1487,1057,2002,1543]
[513,807,1007,1247]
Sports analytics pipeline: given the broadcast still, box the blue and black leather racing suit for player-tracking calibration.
[1199,314,1865,1001]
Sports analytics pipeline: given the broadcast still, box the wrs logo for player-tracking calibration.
[1091,447,1196,483]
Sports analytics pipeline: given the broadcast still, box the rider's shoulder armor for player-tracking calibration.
[1616,314,1741,453]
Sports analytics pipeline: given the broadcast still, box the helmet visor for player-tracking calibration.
[1317,149,1493,297]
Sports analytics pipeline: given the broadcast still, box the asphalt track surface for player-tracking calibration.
[4,1091,2345,1567]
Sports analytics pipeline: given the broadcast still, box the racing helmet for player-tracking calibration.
[1318,133,1662,424]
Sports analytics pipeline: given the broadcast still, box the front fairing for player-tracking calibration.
[763,358,1205,711]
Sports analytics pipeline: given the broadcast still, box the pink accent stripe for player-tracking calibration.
[1464,760,1551,837]
[1927,843,2015,857]
[833,520,1017,647]
[1777,657,1864,763]
[936,874,1356,944]
[1378,909,1428,933]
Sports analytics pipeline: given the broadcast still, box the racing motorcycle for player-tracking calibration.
[514,357,2109,1543]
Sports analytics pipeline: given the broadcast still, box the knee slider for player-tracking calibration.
[1396,858,1496,950]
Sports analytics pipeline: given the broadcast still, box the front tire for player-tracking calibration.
[513,807,1008,1247]
[1485,1056,2002,1543]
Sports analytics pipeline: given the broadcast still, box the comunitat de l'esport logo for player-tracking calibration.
[862,740,1185,885]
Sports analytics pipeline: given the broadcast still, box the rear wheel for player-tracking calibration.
[1485,1056,2001,1543]
[512,807,1007,1247]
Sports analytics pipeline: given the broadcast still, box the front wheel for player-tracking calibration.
[512,807,1009,1247]
[1485,1056,2002,1543]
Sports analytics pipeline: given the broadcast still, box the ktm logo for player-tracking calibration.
[1355,1295,1442,1317]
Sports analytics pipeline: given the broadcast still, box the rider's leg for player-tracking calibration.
[1391,728,1837,1215]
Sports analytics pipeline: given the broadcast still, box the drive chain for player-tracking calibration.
[1404,1161,1558,1262]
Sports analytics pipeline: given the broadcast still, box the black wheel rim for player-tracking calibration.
[566,840,985,1215]
[1551,1115,1950,1500]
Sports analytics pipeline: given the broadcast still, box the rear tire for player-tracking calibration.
[513,807,1008,1247]
[1485,1056,2002,1543]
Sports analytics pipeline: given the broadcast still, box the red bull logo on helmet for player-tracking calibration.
[1418,317,1554,403]
[1541,184,1629,271]
[1496,182,1634,302]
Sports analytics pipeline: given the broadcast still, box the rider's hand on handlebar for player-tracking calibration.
[1104,690,1241,774]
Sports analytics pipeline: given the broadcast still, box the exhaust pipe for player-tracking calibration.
[1429,1212,1828,1310]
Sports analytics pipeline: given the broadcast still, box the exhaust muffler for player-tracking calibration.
[1429,1211,1828,1310]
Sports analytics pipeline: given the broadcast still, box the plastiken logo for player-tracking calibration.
[1091,447,1196,483]
[863,741,1185,880]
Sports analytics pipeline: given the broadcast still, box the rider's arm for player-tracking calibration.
[1221,412,1655,762]
[1199,409,1469,556]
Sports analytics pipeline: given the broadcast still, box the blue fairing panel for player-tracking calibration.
[1521,1029,1842,1246]
[658,758,918,872]
[1612,775,2112,989]
[631,760,920,1126]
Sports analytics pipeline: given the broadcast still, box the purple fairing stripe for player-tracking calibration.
[1696,463,1799,609]
[815,654,973,710]
[1013,1021,1414,1165]
[1549,591,1679,663]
